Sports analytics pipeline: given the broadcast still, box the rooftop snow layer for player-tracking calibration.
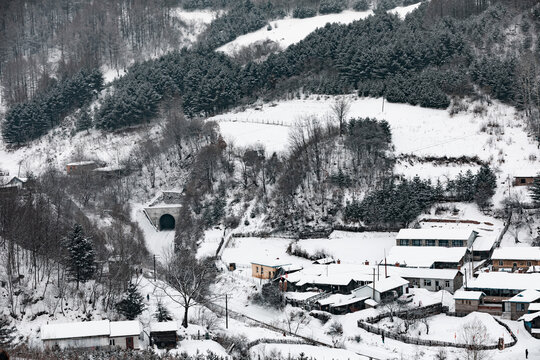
[506,289,540,303]
[454,290,484,300]
[41,320,110,340]
[518,311,540,322]
[389,267,460,280]
[360,276,409,293]
[467,272,540,291]
[396,228,475,241]
[529,303,540,311]
[472,236,496,252]
[109,320,141,337]
[387,246,467,267]
[491,247,540,261]
[150,321,178,333]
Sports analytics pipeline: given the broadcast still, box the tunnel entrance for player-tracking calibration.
[159,214,175,230]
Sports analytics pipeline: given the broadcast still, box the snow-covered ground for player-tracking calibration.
[217,3,422,55]
[209,96,539,207]
[217,10,373,55]
[251,343,370,360]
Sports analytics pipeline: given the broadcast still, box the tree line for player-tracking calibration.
[344,165,497,228]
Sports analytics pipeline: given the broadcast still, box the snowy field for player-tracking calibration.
[296,231,396,265]
[209,96,539,206]
[217,3,422,55]
[376,312,513,344]
[250,343,370,360]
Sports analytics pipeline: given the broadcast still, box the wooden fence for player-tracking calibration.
[358,303,517,350]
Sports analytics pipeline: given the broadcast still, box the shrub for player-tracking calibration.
[319,0,347,14]
[293,7,316,18]
[353,0,370,11]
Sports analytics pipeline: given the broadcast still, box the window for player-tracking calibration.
[423,279,432,286]
[110,339,116,346]
[445,280,450,288]
[439,240,449,247]
[399,239,409,246]
[452,240,463,247]
[521,178,526,184]
[412,239,422,246]
[527,261,532,266]
[517,303,525,311]
[499,260,503,266]
[426,240,436,246]
[256,266,259,273]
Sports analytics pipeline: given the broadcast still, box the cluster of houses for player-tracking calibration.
[248,227,540,339]
[40,319,190,350]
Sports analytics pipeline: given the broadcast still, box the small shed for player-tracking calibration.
[519,311,540,338]
[513,176,538,186]
[150,321,178,349]
[109,320,141,349]
[41,320,110,349]
[454,290,485,316]
[352,276,409,303]
[66,161,99,175]
[3,176,28,189]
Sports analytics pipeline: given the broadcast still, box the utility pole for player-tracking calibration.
[225,294,229,329]
[372,268,376,300]
[384,250,388,278]
[153,255,156,281]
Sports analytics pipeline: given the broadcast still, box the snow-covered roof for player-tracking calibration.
[331,296,369,308]
[67,160,96,166]
[93,165,124,172]
[467,273,540,291]
[389,267,460,280]
[396,228,475,241]
[365,299,378,307]
[529,303,540,312]
[296,274,359,287]
[387,246,467,267]
[110,320,140,337]
[362,276,409,294]
[150,321,178,333]
[8,176,27,183]
[317,293,354,306]
[527,265,540,273]
[492,247,540,261]
[454,290,485,301]
[313,257,334,265]
[41,320,110,340]
[284,291,320,301]
[518,311,540,322]
[506,289,540,303]
[281,264,303,273]
[472,236,495,252]
[251,258,292,268]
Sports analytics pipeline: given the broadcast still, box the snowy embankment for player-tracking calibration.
[217,3,422,56]
[209,96,539,206]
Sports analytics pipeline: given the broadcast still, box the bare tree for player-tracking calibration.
[459,318,490,360]
[330,96,351,136]
[282,308,310,335]
[326,320,344,347]
[160,252,217,328]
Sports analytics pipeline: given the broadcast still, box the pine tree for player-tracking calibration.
[0,316,15,347]
[530,176,540,205]
[474,165,497,209]
[154,299,173,322]
[63,224,96,289]
[116,283,146,320]
[76,108,93,132]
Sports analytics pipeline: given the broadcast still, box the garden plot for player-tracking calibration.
[375,312,512,344]
[294,231,396,265]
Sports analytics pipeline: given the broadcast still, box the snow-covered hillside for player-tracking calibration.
[209,96,539,206]
[216,3,422,56]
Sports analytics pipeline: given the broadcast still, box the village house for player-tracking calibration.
[149,321,178,349]
[109,320,141,349]
[3,176,29,189]
[513,175,538,186]
[41,320,141,350]
[291,274,369,294]
[395,228,477,247]
[470,235,496,261]
[502,289,540,320]
[66,160,99,174]
[315,294,370,315]
[388,267,463,294]
[491,247,540,272]
[519,303,540,339]
[466,272,540,310]
[251,259,292,279]
[454,290,486,316]
[386,246,468,269]
[352,276,409,304]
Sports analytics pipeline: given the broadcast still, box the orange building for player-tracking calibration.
[251,259,291,279]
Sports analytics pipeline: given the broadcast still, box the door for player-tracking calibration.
[126,336,134,349]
